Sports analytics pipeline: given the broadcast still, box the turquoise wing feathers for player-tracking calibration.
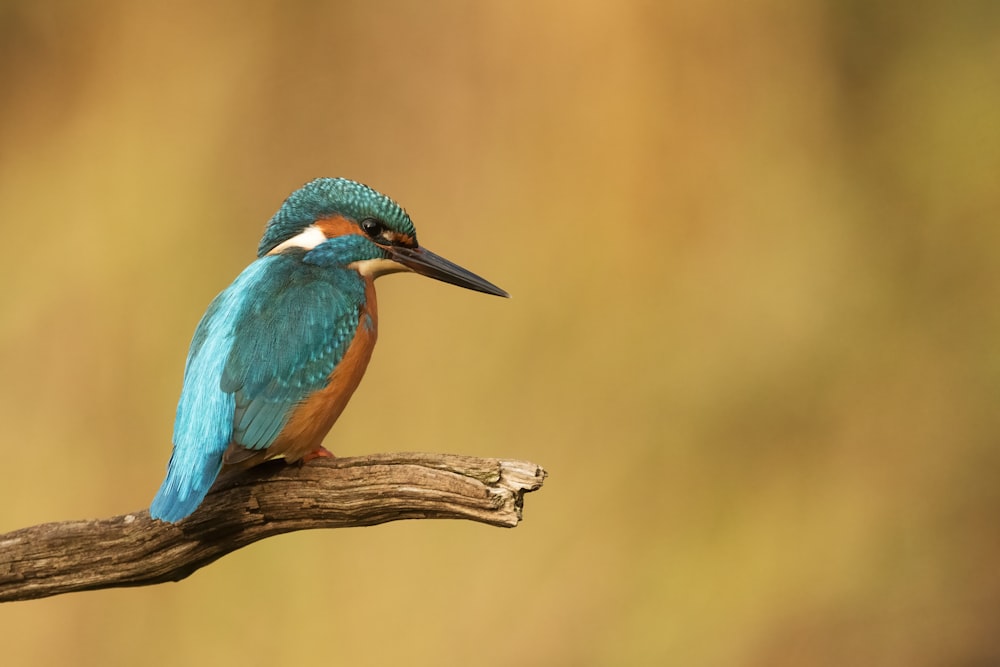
[224,268,364,450]
[150,253,365,522]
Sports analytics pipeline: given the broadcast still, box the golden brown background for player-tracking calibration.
[2,1,999,665]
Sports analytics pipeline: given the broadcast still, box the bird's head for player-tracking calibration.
[258,178,507,297]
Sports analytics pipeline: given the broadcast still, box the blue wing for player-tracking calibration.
[223,266,364,453]
[150,253,365,522]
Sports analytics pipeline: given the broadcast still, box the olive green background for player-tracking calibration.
[1,2,999,665]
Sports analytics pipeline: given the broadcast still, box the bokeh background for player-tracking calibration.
[1,1,999,665]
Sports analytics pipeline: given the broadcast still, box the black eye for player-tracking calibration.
[361,218,384,239]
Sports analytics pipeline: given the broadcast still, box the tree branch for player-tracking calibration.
[0,453,546,603]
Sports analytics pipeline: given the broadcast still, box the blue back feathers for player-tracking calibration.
[258,178,416,256]
[150,259,273,522]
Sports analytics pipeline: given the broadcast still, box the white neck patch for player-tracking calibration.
[267,225,327,255]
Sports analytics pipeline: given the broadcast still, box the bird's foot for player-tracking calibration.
[301,446,336,464]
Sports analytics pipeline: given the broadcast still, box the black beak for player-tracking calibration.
[388,246,509,297]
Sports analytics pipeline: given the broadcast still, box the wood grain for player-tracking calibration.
[0,453,546,602]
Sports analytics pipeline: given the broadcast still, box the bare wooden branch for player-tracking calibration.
[0,453,546,603]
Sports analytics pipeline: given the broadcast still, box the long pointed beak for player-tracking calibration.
[388,246,509,297]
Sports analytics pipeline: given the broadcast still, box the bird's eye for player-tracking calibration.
[361,218,384,239]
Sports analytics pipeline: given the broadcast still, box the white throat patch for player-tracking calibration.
[351,258,410,278]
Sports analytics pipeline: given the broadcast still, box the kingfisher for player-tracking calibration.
[150,178,507,523]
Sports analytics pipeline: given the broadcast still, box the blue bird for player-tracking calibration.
[150,178,507,522]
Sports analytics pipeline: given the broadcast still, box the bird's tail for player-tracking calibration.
[149,450,224,523]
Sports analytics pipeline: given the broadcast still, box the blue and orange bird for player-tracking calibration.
[150,178,507,522]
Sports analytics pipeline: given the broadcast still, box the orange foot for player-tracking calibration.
[301,446,336,464]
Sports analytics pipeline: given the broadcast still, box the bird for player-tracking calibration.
[150,177,507,522]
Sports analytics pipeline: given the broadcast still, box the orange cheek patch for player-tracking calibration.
[316,215,361,238]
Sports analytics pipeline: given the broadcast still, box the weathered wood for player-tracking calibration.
[0,453,546,603]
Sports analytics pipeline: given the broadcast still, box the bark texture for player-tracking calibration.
[0,453,547,602]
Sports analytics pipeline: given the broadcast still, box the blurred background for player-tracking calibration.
[1,1,998,665]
